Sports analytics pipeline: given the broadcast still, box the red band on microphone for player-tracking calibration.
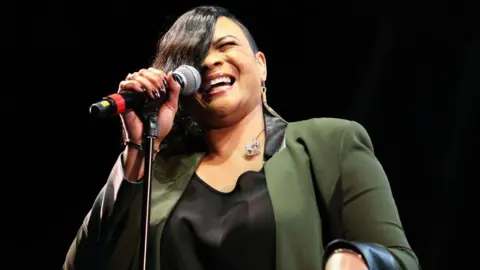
[108,93,126,113]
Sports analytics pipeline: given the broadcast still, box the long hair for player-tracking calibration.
[150,6,259,155]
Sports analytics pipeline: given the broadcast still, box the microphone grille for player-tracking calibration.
[174,65,201,96]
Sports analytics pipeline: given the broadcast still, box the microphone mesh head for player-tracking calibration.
[174,65,201,96]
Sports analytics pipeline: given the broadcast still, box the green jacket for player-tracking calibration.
[64,110,419,270]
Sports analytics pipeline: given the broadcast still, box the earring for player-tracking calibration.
[261,81,286,121]
[261,81,267,104]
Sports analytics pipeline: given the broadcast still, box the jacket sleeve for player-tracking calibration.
[323,121,420,269]
[63,153,144,270]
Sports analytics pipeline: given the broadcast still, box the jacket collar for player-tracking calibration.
[263,107,288,160]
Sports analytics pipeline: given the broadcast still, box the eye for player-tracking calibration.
[219,41,237,49]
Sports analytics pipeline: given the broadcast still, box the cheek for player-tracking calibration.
[233,63,261,89]
[227,51,256,74]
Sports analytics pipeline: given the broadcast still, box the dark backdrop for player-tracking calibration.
[13,1,479,269]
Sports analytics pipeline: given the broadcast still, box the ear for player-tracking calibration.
[255,51,267,83]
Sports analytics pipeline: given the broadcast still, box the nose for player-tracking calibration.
[200,51,223,72]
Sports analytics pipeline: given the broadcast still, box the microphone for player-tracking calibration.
[89,65,201,118]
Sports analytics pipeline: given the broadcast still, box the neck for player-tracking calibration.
[204,104,265,159]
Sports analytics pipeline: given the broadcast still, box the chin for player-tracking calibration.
[206,96,239,114]
[207,106,236,121]
[196,103,243,129]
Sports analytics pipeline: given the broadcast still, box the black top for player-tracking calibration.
[160,169,276,270]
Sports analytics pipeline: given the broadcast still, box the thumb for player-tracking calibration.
[165,71,181,111]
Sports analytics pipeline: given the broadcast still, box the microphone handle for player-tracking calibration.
[89,72,185,118]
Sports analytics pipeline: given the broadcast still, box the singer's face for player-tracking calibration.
[183,17,267,128]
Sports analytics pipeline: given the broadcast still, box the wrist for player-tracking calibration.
[331,248,363,260]
[326,249,367,270]
[124,140,160,154]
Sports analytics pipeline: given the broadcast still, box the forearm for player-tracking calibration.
[322,120,420,269]
[123,141,161,182]
[123,146,147,182]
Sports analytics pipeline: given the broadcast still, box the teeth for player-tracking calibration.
[208,76,232,89]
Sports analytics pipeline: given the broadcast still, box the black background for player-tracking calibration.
[11,1,479,269]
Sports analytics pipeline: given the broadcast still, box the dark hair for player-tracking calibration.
[151,6,259,155]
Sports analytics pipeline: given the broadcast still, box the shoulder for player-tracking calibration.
[287,117,368,136]
[286,117,374,151]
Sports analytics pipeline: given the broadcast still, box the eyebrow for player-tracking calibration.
[212,35,240,45]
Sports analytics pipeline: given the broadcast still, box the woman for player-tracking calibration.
[64,5,419,270]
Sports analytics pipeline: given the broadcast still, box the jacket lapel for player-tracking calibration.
[264,111,288,159]
[150,152,205,225]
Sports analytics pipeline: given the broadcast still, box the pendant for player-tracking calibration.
[245,137,261,157]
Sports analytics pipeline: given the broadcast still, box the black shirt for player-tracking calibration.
[160,169,276,270]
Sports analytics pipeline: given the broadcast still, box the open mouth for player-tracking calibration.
[202,75,236,95]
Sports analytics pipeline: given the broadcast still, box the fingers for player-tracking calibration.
[118,79,144,94]
[131,69,163,99]
[118,67,182,112]
[164,71,182,111]
[118,68,168,100]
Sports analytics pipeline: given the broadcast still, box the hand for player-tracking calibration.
[118,67,181,147]
[325,250,368,270]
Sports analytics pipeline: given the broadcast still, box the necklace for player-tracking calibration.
[244,129,265,157]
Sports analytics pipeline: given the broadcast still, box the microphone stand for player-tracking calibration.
[135,76,183,270]
[137,103,160,270]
